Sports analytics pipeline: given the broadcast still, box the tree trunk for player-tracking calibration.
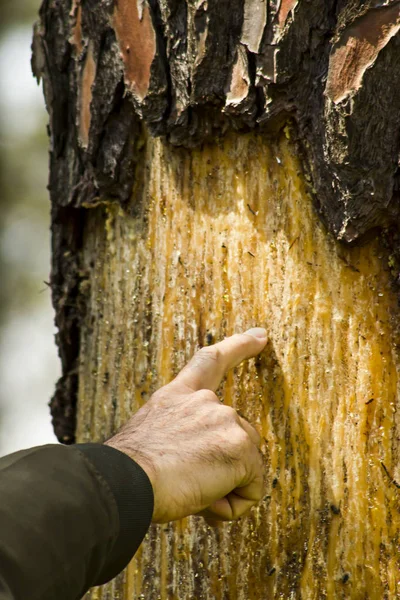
[33,1,400,598]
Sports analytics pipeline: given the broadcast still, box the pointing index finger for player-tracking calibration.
[172,328,268,392]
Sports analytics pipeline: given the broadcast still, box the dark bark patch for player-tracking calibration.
[189,0,244,108]
[50,372,78,444]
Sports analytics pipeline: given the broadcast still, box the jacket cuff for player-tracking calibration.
[74,443,154,584]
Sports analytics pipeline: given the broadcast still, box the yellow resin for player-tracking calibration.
[79,131,400,599]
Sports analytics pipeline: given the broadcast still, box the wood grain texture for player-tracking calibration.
[78,131,400,599]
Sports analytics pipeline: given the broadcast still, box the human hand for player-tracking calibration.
[105,328,267,524]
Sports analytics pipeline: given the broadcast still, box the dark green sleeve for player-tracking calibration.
[0,443,154,600]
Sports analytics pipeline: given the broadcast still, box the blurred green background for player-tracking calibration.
[0,0,59,454]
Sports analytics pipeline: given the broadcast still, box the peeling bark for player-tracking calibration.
[241,0,267,53]
[33,0,400,241]
[79,40,95,147]
[225,46,251,110]
[326,3,400,104]
[113,0,157,101]
[70,1,83,56]
[277,0,298,29]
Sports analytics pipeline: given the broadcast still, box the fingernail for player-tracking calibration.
[244,327,268,339]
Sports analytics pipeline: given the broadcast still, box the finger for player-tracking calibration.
[199,450,264,522]
[200,491,259,521]
[171,328,268,392]
[238,416,261,447]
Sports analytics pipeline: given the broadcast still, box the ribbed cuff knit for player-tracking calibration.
[74,443,154,584]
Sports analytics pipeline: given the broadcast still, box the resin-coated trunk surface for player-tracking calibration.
[79,132,400,600]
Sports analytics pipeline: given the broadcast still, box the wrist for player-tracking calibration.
[104,437,159,520]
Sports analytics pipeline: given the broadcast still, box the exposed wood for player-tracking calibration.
[78,131,400,599]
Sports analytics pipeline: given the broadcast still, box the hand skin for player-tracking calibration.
[105,328,267,524]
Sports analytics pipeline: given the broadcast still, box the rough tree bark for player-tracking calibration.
[32,1,400,598]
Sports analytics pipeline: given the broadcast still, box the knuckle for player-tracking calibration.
[196,346,222,364]
[231,333,246,346]
[222,405,240,422]
[150,389,163,402]
[194,389,219,403]
[230,333,250,352]
[150,387,170,406]
[247,422,262,445]
[192,389,219,404]
[233,426,250,449]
